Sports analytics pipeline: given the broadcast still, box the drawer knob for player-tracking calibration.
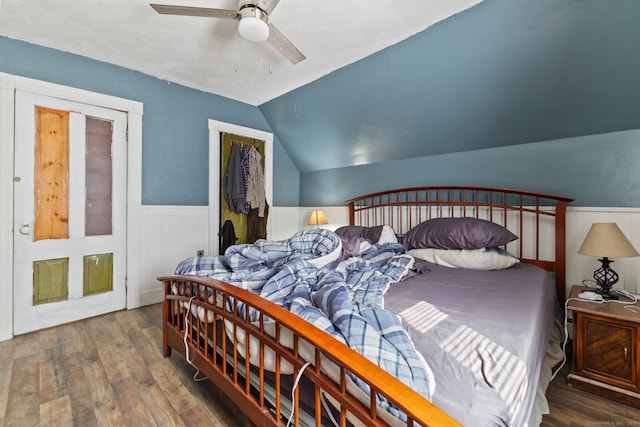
[624,347,629,361]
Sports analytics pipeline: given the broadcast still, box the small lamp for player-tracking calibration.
[578,223,639,299]
[308,210,328,229]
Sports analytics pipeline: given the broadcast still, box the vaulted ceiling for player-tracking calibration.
[1,0,638,175]
[0,0,482,105]
[259,0,640,173]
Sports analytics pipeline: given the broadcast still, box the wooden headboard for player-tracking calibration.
[346,186,573,301]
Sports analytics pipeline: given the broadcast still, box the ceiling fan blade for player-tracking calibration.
[267,23,306,64]
[256,0,281,15]
[150,4,239,19]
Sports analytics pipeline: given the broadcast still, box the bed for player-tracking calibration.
[158,186,573,426]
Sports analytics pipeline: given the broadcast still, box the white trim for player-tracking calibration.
[0,73,16,341]
[126,101,144,308]
[13,75,143,115]
[568,206,640,213]
[0,73,143,340]
[208,119,273,255]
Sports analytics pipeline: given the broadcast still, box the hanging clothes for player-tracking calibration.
[218,219,238,254]
[246,202,269,244]
[245,146,266,217]
[223,143,245,213]
[240,145,251,214]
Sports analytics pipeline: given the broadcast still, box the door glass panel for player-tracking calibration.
[85,117,113,236]
[34,107,69,241]
[83,253,113,296]
[33,258,68,305]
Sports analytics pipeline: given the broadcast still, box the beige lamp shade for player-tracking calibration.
[308,209,328,226]
[578,223,640,258]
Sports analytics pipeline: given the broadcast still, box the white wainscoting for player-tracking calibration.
[132,206,210,306]
[133,205,305,306]
[567,207,640,296]
[130,205,640,307]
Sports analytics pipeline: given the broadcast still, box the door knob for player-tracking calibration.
[19,224,30,235]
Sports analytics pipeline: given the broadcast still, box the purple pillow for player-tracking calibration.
[334,225,384,243]
[403,217,518,250]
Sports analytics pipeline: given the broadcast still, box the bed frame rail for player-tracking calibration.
[159,275,461,427]
[346,186,573,301]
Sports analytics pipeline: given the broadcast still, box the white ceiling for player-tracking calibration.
[0,0,483,105]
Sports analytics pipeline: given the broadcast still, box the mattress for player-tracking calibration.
[383,261,557,427]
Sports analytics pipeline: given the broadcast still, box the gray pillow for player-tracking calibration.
[403,217,518,250]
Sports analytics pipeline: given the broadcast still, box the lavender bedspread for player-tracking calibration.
[384,260,557,427]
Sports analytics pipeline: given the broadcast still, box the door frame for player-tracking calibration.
[0,73,143,340]
[208,119,273,256]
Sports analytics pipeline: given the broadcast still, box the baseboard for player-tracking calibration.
[138,287,164,307]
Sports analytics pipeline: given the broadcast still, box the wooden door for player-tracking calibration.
[13,91,127,334]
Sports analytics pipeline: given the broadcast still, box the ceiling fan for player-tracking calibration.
[150,0,306,64]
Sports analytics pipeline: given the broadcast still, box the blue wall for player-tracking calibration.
[0,36,300,206]
[260,0,640,176]
[300,130,640,207]
[3,35,637,210]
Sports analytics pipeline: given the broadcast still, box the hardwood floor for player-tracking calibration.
[0,304,251,427]
[542,359,640,426]
[1,304,639,426]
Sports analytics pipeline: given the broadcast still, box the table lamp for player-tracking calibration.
[308,210,328,229]
[578,223,639,299]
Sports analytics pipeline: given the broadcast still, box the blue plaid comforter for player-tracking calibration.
[175,228,435,417]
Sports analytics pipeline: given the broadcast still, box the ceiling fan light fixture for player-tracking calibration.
[238,7,269,42]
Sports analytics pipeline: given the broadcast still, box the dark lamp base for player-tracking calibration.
[594,257,619,300]
[595,288,619,300]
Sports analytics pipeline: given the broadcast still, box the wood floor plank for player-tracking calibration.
[56,320,91,356]
[541,360,640,426]
[87,315,130,384]
[137,381,187,427]
[147,360,200,415]
[114,308,164,368]
[63,351,99,427]
[39,395,73,426]
[38,346,68,404]
[165,352,253,426]
[114,325,156,388]
[37,327,57,353]
[80,348,124,427]
[4,353,40,427]
[115,307,155,332]
[179,404,236,427]
[110,377,156,427]
[0,338,16,420]
[140,322,164,357]
[12,331,40,359]
[126,326,165,367]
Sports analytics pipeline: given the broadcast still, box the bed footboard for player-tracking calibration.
[159,275,460,427]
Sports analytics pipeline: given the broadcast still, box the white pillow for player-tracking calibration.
[408,247,519,270]
[378,225,399,245]
[357,239,373,254]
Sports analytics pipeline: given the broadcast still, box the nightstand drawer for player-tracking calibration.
[578,314,636,388]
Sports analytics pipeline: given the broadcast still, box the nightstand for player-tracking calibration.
[567,285,640,407]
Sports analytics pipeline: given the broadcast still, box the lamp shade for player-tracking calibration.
[578,223,639,258]
[308,210,328,226]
